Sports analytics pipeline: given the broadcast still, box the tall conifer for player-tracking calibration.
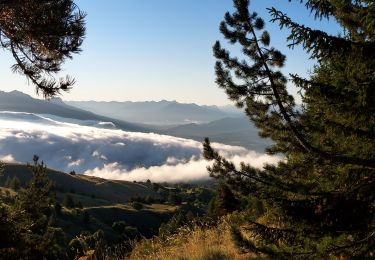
[205,0,375,257]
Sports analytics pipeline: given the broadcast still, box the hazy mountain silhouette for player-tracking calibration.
[162,116,271,152]
[0,91,148,132]
[66,100,242,125]
[0,91,269,151]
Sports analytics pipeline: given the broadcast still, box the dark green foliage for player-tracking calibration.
[158,211,187,238]
[123,226,138,239]
[158,206,208,240]
[9,176,20,190]
[145,195,154,204]
[0,0,86,97]
[0,204,18,257]
[206,0,375,258]
[63,194,75,208]
[3,176,11,188]
[112,221,128,234]
[112,221,139,239]
[207,183,239,217]
[77,201,83,209]
[55,202,62,215]
[67,238,84,259]
[67,229,107,259]
[196,188,215,203]
[83,210,90,225]
[131,202,143,210]
[152,182,160,191]
[0,160,66,259]
[130,194,155,204]
[167,192,182,205]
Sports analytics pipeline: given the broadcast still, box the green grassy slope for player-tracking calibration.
[2,164,157,204]
[0,164,177,241]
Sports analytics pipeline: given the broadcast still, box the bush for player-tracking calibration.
[54,202,62,215]
[67,238,84,259]
[63,194,75,208]
[124,226,138,239]
[9,176,21,190]
[112,221,127,234]
[131,202,143,210]
[83,211,90,224]
[76,201,83,209]
[167,193,182,205]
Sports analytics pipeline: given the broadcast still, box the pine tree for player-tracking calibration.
[0,159,65,258]
[0,0,85,97]
[204,0,375,258]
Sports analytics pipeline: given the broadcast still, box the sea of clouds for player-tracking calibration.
[0,111,280,183]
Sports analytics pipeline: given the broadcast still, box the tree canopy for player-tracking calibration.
[205,0,375,258]
[0,0,85,97]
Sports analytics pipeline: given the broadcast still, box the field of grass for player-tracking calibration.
[130,219,254,260]
[2,163,159,204]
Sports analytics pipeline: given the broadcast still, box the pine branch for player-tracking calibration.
[268,7,375,59]
[247,16,375,169]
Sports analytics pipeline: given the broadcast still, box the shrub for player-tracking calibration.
[131,202,143,210]
[63,194,75,208]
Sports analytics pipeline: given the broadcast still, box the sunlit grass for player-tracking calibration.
[130,219,254,260]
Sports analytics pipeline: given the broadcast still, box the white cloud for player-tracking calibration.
[0,111,281,183]
[68,159,84,167]
[84,152,280,183]
[0,154,17,163]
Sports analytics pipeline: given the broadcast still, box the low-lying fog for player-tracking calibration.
[0,112,280,183]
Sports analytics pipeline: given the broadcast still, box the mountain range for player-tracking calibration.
[162,117,271,152]
[66,100,242,125]
[0,91,148,132]
[0,91,270,151]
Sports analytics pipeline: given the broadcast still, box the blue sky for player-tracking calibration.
[0,0,342,105]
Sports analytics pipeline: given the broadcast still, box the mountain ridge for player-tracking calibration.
[0,90,270,151]
[0,91,149,132]
[66,99,242,125]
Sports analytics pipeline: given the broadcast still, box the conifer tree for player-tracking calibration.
[0,159,65,259]
[205,0,375,258]
[0,0,85,97]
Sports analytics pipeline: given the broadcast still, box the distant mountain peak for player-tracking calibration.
[7,90,32,98]
[0,90,148,132]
